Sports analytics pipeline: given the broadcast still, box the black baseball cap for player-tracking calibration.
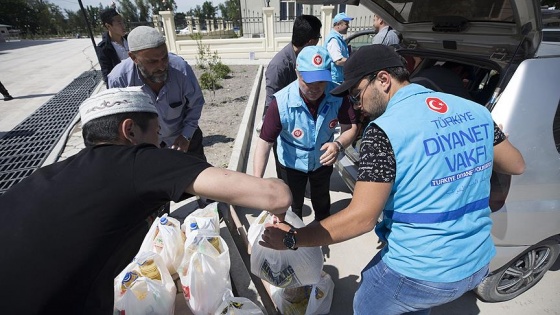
[100,8,120,25]
[331,44,405,96]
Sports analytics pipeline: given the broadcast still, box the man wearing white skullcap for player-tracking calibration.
[0,87,292,314]
[108,26,206,160]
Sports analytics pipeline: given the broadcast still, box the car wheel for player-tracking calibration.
[475,239,560,302]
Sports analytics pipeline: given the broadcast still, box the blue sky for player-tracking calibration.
[49,0,224,14]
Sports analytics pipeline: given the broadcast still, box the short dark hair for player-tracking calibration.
[385,65,410,82]
[82,112,158,147]
[100,8,119,26]
[292,15,322,48]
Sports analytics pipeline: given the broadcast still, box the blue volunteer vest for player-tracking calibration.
[274,81,343,172]
[324,30,348,83]
[373,84,496,282]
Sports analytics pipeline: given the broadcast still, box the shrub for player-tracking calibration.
[199,72,222,91]
[211,62,231,79]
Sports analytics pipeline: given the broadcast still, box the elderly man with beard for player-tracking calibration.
[108,26,206,160]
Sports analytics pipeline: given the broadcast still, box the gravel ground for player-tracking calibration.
[193,64,259,168]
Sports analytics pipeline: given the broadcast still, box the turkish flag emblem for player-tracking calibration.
[328,119,338,129]
[426,97,448,114]
[292,128,304,139]
[313,55,323,66]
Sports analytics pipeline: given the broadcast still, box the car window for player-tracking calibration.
[543,30,560,42]
[347,33,375,52]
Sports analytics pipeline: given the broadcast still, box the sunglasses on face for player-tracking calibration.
[349,73,378,105]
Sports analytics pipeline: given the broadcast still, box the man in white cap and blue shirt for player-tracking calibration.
[108,26,206,161]
[253,46,358,221]
[0,87,292,314]
[325,12,354,84]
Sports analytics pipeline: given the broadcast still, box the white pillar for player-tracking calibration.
[263,7,274,52]
[321,5,335,46]
[186,16,193,33]
[194,18,201,33]
[159,11,177,54]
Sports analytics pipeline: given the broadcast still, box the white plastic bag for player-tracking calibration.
[114,251,176,315]
[248,210,323,288]
[304,271,335,315]
[178,230,232,315]
[271,271,335,315]
[182,202,221,237]
[214,290,264,315]
[138,214,185,275]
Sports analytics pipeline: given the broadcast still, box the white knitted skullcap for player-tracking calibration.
[79,87,158,126]
[128,26,166,52]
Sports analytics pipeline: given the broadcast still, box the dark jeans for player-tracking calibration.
[277,164,333,221]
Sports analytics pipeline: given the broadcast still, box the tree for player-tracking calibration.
[118,0,140,23]
[147,0,177,15]
[218,0,240,21]
[174,12,187,29]
[201,1,217,19]
[135,0,150,22]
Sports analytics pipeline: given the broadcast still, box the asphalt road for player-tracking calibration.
[0,38,558,315]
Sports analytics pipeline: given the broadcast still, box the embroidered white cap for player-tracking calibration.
[79,87,158,126]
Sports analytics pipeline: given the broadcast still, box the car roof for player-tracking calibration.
[358,0,543,62]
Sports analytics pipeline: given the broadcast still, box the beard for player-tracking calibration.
[138,63,168,83]
[364,87,388,120]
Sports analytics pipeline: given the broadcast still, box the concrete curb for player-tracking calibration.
[219,64,279,314]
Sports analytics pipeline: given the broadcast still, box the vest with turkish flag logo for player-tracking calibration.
[372,83,496,283]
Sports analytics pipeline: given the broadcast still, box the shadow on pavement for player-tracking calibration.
[323,264,360,313]
[202,134,234,147]
[0,39,67,51]
[4,93,57,100]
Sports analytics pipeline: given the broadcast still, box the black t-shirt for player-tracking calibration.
[0,144,210,314]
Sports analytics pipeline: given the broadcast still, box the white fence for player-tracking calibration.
[159,6,339,61]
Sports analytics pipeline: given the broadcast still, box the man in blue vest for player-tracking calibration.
[259,45,526,314]
[325,12,353,84]
[253,46,358,221]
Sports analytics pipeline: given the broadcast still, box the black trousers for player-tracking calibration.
[187,126,206,161]
[277,164,333,221]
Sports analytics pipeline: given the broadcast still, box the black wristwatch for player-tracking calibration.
[283,227,298,250]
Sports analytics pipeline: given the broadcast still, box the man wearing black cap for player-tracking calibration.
[260,44,526,314]
[97,8,128,87]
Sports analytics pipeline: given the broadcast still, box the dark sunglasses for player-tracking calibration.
[349,73,378,105]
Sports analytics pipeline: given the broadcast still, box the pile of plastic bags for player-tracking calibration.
[114,202,264,315]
